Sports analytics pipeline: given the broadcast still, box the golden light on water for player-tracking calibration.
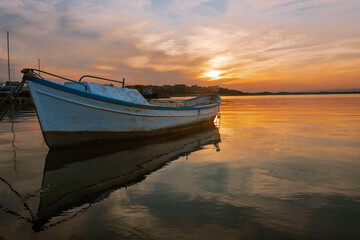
[213,114,221,126]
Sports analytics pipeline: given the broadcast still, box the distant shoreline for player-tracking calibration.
[219,91,360,96]
[131,84,360,98]
[165,91,360,98]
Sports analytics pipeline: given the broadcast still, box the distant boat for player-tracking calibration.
[0,32,32,104]
[0,81,31,97]
[141,86,159,99]
[22,68,221,148]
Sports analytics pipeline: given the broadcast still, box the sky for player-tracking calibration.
[0,0,359,92]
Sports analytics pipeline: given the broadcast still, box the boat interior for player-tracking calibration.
[149,94,219,107]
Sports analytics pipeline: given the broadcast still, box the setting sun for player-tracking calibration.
[205,70,222,79]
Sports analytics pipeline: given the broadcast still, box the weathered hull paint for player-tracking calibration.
[43,119,216,148]
[27,78,220,148]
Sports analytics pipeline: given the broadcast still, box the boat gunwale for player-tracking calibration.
[28,77,221,111]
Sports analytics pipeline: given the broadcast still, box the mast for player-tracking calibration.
[7,31,10,83]
[38,58,41,76]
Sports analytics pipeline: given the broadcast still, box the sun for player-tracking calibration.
[205,70,222,79]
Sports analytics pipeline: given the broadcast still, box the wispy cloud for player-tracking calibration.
[0,0,359,91]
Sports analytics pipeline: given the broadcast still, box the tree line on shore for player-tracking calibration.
[129,84,243,97]
[130,84,360,97]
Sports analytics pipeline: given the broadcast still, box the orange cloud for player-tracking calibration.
[0,0,359,91]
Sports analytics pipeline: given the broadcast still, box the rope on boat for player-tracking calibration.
[0,79,26,121]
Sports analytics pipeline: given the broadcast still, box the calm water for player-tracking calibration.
[0,95,360,240]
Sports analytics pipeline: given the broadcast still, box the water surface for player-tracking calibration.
[0,95,360,239]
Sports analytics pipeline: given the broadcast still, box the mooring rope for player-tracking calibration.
[0,79,26,121]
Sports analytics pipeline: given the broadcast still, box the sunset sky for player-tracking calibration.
[0,0,360,92]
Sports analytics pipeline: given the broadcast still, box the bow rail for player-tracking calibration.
[21,68,125,90]
[79,75,125,87]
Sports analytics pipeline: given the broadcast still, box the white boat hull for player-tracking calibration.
[27,78,220,148]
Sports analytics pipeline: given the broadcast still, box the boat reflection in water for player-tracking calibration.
[33,126,220,231]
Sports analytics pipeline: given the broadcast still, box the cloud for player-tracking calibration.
[0,0,359,91]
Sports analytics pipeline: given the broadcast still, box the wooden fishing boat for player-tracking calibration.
[22,68,221,148]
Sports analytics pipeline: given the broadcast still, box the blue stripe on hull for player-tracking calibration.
[29,78,221,111]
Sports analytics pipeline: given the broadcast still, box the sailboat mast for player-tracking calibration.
[7,31,10,83]
[38,58,41,76]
